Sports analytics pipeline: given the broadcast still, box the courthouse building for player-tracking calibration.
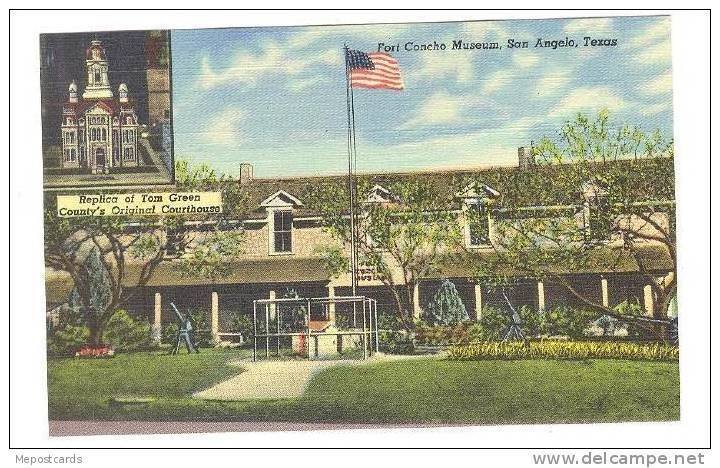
[60,40,140,173]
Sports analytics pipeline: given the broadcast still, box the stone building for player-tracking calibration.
[44,151,676,343]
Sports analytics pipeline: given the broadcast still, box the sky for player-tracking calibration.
[170,16,673,178]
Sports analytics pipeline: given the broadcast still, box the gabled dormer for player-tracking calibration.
[260,190,303,255]
[365,184,398,204]
[259,190,304,209]
[455,182,500,202]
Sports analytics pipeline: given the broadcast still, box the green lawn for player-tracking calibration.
[48,348,679,424]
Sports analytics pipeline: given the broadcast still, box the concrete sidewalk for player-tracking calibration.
[193,353,438,401]
[193,359,350,401]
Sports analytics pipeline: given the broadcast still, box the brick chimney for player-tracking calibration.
[239,163,253,185]
[518,145,535,169]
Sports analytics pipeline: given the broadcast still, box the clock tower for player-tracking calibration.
[82,40,114,99]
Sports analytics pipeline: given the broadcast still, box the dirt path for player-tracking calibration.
[193,354,438,401]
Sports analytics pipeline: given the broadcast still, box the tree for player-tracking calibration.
[308,178,461,329]
[44,160,249,347]
[425,279,469,325]
[461,110,676,340]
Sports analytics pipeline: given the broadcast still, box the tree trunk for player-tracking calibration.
[389,285,413,330]
[88,322,104,347]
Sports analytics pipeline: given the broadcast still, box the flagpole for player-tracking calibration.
[344,45,358,297]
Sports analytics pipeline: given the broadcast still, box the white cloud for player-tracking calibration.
[514,53,539,68]
[204,108,245,145]
[640,101,671,117]
[641,71,673,96]
[533,69,574,98]
[196,40,341,92]
[196,42,285,90]
[482,69,514,94]
[626,17,671,49]
[401,92,465,128]
[633,39,672,66]
[414,52,475,84]
[564,17,614,34]
[626,18,672,66]
[549,87,627,118]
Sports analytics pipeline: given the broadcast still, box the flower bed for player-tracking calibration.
[447,340,678,361]
[75,345,115,358]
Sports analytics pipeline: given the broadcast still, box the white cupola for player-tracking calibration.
[118,83,128,103]
[68,80,78,103]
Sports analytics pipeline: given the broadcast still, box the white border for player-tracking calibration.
[7,7,712,458]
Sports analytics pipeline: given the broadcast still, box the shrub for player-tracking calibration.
[228,312,253,341]
[477,306,511,340]
[47,325,90,356]
[544,305,596,338]
[447,340,679,361]
[478,305,597,340]
[102,310,153,352]
[378,329,414,354]
[377,315,414,354]
[424,279,469,325]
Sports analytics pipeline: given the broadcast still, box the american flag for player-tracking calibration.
[346,49,404,91]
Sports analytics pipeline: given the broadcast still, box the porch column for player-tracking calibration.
[537,281,546,312]
[211,291,219,344]
[152,292,162,345]
[474,283,483,321]
[413,282,422,320]
[601,277,609,308]
[643,284,654,316]
[269,290,277,321]
[327,284,336,323]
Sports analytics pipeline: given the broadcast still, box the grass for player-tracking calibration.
[47,348,679,424]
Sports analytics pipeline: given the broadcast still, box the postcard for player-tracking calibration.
[41,16,678,436]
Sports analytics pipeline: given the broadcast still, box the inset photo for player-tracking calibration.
[41,30,174,188]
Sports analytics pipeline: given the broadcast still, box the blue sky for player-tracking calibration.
[171,16,673,178]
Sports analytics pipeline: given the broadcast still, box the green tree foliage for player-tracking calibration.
[424,279,469,325]
[462,110,676,340]
[44,160,249,347]
[308,178,462,329]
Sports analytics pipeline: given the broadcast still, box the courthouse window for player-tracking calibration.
[272,210,293,253]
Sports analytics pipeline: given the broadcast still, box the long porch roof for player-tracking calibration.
[44,244,672,305]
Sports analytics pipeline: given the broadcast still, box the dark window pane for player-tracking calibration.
[275,231,292,252]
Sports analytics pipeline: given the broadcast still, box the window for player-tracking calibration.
[466,201,490,247]
[101,128,106,141]
[123,148,135,161]
[272,210,293,253]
